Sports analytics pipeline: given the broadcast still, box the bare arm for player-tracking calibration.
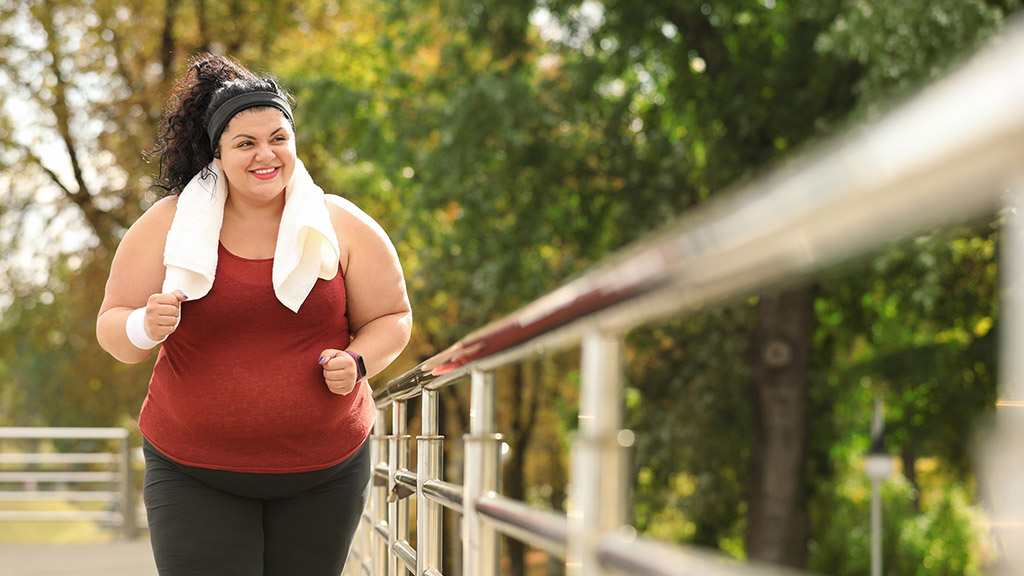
[319,197,412,394]
[96,197,179,364]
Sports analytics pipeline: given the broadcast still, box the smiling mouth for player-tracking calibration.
[250,166,280,179]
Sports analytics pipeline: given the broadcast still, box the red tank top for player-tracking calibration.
[139,243,375,473]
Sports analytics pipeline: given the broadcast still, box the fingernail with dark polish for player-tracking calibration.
[318,356,326,365]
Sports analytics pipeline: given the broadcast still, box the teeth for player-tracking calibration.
[253,167,277,175]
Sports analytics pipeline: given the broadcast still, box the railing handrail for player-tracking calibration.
[353,16,1024,576]
[0,426,139,539]
[0,427,129,440]
[374,16,1024,409]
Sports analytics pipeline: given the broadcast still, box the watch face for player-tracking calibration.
[349,352,366,379]
[346,348,366,379]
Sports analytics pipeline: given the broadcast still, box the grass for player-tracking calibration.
[0,501,118,544]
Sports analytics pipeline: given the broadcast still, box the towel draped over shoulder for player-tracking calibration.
[162,159,341,313]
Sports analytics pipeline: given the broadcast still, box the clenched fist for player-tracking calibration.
[318,350,360,395]
[144,290,188,341]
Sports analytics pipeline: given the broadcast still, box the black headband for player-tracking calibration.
[207,91,294,150]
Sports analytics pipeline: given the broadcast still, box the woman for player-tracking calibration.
[96,53,411,575]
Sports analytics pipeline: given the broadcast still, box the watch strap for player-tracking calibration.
[344,350,367,381]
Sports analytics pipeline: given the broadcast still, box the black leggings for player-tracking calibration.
[142,438,371,576]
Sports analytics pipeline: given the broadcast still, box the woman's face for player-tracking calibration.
[214,107,296,205]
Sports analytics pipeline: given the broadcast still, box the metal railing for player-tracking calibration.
[0,427,138,540]
[346,16,1024,576]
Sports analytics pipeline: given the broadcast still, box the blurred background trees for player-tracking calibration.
[0,0,1017,573]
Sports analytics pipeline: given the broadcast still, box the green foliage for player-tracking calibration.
[817,0,1014,118]
[809,474,986,576]
[626,306,755,550]
[0,0,355,426]
[815,226,999,473]
[0,249,153,427]
[0,0,1018,571]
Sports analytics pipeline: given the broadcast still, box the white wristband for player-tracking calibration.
[126,306,167,350]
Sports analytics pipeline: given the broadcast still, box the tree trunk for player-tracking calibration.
[902,446,920,512]
[746,285,815,568]
[502,363,540,576]
[504,453,527,576]
[194,0,212,53]
[441,386,467,576]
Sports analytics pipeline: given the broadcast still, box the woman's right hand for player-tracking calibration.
[144,290,189,341]
[96,195,180,364]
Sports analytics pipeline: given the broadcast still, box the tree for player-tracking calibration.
[0,0,356,425]
[0,0,1014,572]
[351,0,859,567]
[337,0,1015,570]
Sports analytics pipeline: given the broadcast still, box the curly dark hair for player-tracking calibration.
[149,53,296,195]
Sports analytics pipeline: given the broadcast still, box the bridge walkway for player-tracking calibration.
[0,542,157,576]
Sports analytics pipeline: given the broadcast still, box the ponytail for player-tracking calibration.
[149,53,271,195]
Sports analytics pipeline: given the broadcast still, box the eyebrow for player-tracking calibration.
[231,127,287,141]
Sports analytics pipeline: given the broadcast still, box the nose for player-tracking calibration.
[254,142,276,162]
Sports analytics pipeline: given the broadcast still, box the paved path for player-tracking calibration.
[0,542,157,576]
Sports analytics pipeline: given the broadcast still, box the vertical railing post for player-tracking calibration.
[352,500,371,576]
[389,401,411,576]
[118,431,136,540]
[417,389,443,575]
[464,369,501,576]
[986,184,1024,575]
[568,330,627,575]
[373,408,389,576]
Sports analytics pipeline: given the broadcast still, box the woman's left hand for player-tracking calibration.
[318,350,359,395]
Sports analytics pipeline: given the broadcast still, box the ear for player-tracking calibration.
[214,155,223,171]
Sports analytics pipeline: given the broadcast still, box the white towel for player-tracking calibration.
[162,159,340,313]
